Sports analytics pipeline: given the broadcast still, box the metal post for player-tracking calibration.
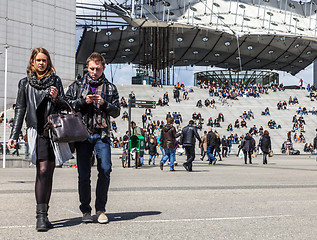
[309,2,312,30]
[131,0,135,18]
[128,94,132,167]
[3,44,9,168]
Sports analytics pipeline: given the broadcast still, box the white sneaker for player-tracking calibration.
[96,211,109,224]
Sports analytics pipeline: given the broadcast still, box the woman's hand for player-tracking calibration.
[50,86,58,100]
[7,139,16,149]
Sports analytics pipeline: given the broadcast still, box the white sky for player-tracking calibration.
[76,0,314,87]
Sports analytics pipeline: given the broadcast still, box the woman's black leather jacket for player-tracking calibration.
[10,76,66,140]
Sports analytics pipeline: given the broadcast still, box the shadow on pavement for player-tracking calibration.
[52,217,82,228]
[51,211,161,228]
[108,211,161,222]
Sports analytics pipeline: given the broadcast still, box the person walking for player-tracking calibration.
[160,117,177,171]
[65,52,120,224]
[148,138,157,165]
[241,133,256,164]
[8,47,69,231]
[214,132,222,162]
[259,130,271,164]
[200,131,207,161]
[206,128,217,165]
[173,86,180,103]
[313,133,317,152]
[221,135,228,157]
[180,120,201,171]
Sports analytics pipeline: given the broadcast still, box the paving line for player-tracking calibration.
[1,214,316,229]
[131,214,295,223]
[0,225,34,229]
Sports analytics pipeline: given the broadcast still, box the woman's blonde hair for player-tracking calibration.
[27,47,55,78]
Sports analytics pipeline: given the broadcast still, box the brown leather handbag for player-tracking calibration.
[46,101,89,143]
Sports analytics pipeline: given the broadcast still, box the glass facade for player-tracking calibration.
[194,70,279,86]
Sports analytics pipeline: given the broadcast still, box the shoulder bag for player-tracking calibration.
[46,101,90,143]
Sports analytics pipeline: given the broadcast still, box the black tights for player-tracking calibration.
[35,160,55,204]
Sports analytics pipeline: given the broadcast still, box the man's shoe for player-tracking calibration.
[170,169,175,171]
[160,162,163,170]
[183,163,189,171]
[96,211,109,224]
[82,213,93,223]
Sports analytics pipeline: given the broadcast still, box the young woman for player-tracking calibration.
[8,48,68,231]
[259,130,272,165]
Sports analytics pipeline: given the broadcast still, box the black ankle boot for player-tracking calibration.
[36,204,48,232]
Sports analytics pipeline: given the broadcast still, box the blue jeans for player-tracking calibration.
[207,146,215,164]
[161,148,175,170]
[159,146,165,161]
[75,134,111,214]
[149,154,156,164]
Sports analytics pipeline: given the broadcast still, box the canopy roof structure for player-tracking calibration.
[76,0,317,80]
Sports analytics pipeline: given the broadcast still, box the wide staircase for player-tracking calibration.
[116,84,317,155]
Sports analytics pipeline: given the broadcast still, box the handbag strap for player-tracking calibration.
[63,100,76,114]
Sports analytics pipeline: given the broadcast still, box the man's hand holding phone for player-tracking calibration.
[85,94,104,105]
[85,94,95,104]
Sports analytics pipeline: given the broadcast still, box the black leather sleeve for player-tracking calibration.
[65,80,88,112]
[52,76,67,110]
[193,127,201,143]
[10,79,27,140]
[100,83,121,118]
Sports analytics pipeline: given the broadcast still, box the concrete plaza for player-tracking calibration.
[1,154,317,239]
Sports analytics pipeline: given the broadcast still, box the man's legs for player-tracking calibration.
[75,139,94,215]
[184,146,195,171]
[94,135,112,213]
[243,150,247,164]
[169,149,176,170]
[248,150,252,164]
[207,146,215,164]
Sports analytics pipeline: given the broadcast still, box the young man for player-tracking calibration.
[66,52,120,224]
[180,120,201,171]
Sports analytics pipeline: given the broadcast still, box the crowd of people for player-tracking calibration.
[94,78,317,172]
[196,80,269,99]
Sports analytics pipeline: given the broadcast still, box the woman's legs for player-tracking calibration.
[35,160,55,204]
[35,159,55,231]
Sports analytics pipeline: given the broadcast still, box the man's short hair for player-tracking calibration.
[86,52,106,66]
[167,117,174,125]
[189,120,194,125]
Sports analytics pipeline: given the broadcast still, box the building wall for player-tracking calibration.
[0,0,76,111]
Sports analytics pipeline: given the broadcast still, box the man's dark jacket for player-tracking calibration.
[207,131,216,147]
[180,125,201,147]
[148,141,158,155]
[160,124,177,149]
[241,135,256,152]
[65,76,120,137]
